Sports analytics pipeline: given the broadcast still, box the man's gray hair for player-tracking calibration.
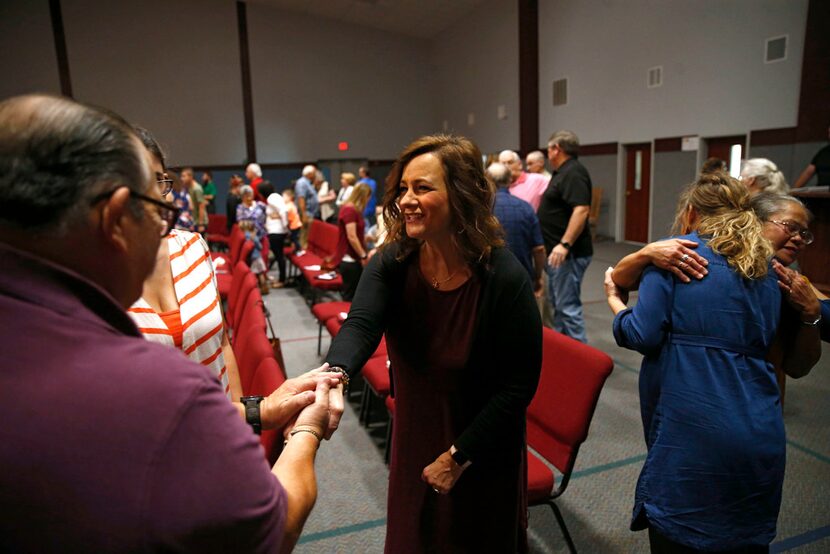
[240,185,254,197]
[548,130,580,157]
[486,162,513,188]
[246,163,262,177]
[0,94,149,236]
[498,150,520,163]
[526,150,546,163]
[302,165,317,177]
[750,192,811,223]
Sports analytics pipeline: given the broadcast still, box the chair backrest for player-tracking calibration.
[234,291,267,345]
[235,238,255,270]
[207,214,228,235]
[307,220,340,258]
[234,323,275,395]
[226,262,253,321]
[261,235,269,266]
[229,272,259,332]
[319,221,340,258]
[248,357,286,466]
[227,225,245,263]
[526,328,613,475]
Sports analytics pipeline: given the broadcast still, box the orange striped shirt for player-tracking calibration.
[127,231,231,398]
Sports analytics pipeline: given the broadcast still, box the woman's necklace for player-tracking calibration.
[430,270,458,290]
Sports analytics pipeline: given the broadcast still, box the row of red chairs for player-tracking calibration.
[225,260,287,466]
[312,294,615,552]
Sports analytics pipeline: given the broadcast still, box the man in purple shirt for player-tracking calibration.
[0,94,336,553]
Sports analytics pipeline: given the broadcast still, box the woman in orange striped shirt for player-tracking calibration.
[128,129,242,401]
[127,128,343,439]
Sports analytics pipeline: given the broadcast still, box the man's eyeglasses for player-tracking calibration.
[90,187,181,237]
[157,174,174,196]
[770,220,814,245]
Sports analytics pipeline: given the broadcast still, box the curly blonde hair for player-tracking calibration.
[672,172,772,280]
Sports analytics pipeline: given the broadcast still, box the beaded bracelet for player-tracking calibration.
[329,365,350,394]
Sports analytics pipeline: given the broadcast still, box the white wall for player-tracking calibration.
[0,0,61,100]
[247,5,437,163]
[538,0,808,145]
[60,0,247,167]
[432,0,520,154]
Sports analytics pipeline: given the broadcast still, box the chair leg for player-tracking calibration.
[359,382,370,425]
[384,415,393,465]
[317,323,323,356]
[549,501,577,554]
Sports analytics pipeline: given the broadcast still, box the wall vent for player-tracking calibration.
[765,35,788,63]
[647,66,663,88]
[552,78,568,106]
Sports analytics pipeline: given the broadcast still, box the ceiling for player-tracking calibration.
[246,0,487,39]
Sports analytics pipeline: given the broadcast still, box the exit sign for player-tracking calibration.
[338,142,349,151]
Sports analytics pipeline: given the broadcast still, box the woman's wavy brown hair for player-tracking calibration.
[381,134,504,265]
[671,172,772,280]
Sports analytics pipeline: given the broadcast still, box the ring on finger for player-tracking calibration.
[680,253,690,263]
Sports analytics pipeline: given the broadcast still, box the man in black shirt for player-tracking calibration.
[537,130,592,343]
[794,125,830,188]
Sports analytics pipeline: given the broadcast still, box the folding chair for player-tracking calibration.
[311,301,351,355]
[248,357,286,466]
[526,328,614,553]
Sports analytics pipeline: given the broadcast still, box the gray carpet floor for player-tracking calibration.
[262,239,830,553]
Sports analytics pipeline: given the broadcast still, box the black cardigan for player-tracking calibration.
[326,243,542,463]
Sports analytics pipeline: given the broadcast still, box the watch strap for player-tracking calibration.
[801,314,821,326]
[559,241,571,250]
[240,395,265,435]
[450,445,471,469]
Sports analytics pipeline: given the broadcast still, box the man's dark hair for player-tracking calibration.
[134,126,166,169]
[0,94,148,235]
[258,180,275,198]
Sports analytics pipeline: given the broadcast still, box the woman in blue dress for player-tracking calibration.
[604,173,783,553]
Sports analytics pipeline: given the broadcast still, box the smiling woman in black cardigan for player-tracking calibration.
[326,134,542,554]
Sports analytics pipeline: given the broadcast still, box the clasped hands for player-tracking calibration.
[259,363,346,441]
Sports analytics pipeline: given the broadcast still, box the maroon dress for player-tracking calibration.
[384,261,520,553]
[327,245,541,554]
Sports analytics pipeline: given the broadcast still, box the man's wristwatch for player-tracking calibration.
[450,445,471,469]
[240,395,265,435]
[559,241,571,250]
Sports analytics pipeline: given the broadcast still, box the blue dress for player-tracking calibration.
[613,232,784,551]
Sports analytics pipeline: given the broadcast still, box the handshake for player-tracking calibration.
[257,363,346,444]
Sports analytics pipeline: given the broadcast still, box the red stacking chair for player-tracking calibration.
[206,214,229,250]
[215,229,253,299]
[359,354,390,426]
[526,328,614,553]
[226,264,256,331]
[234,322,275,395]
[324,317,342,342]
[311,301,351,355]
[248,357,286,466]
[232,288,267,350]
